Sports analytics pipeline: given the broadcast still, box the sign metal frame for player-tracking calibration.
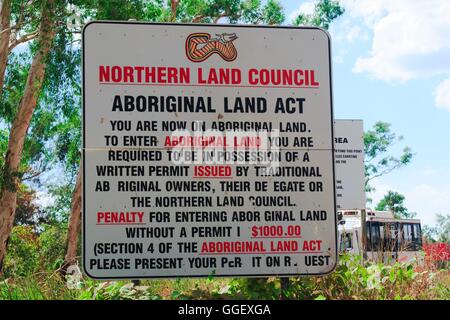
[82,21,337,279]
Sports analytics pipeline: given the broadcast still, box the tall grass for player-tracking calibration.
[0,254,448,300]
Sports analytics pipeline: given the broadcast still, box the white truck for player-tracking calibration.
[337,210,423,263]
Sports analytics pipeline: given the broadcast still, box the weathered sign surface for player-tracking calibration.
[83,22,337,279]
[334,119,366,210]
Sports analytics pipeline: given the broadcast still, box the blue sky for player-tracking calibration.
[280,0,450,226]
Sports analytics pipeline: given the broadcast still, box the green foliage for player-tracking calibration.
[424,214,450,243]
[435,214,450,243]
[38,223,67,270]
[84,0,152,21]
[2,224,67,277]
[0,51,31,124]
[1,0,73,186]
[3,226,40,277]
[40,3,83,179]
[209,255,449,300]
[73,0,286,25]
[45,183,74,223]
[0,275,79,300]
[302,255,420,300]
[293,0,344,30]
[1,124,47,225]
[0,51,38,184]
[422,224,438,242]
[1,254,448,300]
[226,277,281,299]
[375,190,416,219]
[262,0,285,25]
[1,31,77,223]
[14,184,49,227]
[175,0,286,24]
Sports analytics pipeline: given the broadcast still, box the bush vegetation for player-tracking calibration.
[0,226,448,300]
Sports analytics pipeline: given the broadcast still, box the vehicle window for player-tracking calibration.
[367,222,380,251]
[412,223,422,250]
[403,224,412,241]
[401,223,422,251]
[340,233,353,251]
[384,223,399,251]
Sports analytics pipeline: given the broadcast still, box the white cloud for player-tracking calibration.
[348,1,450,80]
[333,48,348,64]
[340,0,387,28]
[288,1,316,23]
[403,184,450,226]
[434,77,450,111]
[338,0,450,109]
[344,25,364,43]
[35,190,55,208]
[368,178,449,227]
[287,0,450,110]
[421,168,438,177]
[367,178,392,209]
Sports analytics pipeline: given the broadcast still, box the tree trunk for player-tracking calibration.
[0,0,11,95]
[0,0,55,272]
[62,167,82,273]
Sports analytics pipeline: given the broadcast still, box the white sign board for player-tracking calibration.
[82,22,337,279]
[334,119,366,210]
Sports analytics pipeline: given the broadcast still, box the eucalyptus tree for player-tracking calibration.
[0,0,87,271]
[0,0,43,96]
[364,121,414,201]
[0,0,58,271]
[375,191,416,219]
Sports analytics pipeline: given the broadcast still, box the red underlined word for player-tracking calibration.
[200,240,309,254]
[199,251,323,255]
[98,66,320,87]
[97,211,144,224]
[164,136,262,148]
[194,165,232,177]
[96,223,146,226]
[99,82,319,89]
[251,236,303,239]
[193,176,234,179]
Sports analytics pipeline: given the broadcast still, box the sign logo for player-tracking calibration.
[186,32,238,62]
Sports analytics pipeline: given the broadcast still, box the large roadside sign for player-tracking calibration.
[334,119,366,210]
[82,21,337,279]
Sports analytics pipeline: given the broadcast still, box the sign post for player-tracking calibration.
[82,22,337,279]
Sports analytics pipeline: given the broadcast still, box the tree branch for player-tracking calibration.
[366,164,403,183]
[21,170,44,182]
[6,0,34,37]
[192,15,206,23]
[8,30,39,52]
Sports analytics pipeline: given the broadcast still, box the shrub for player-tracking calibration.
[38,223,67,271]
[208,254,449,300]
[3,226,40,277]
[3,224,67,278]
